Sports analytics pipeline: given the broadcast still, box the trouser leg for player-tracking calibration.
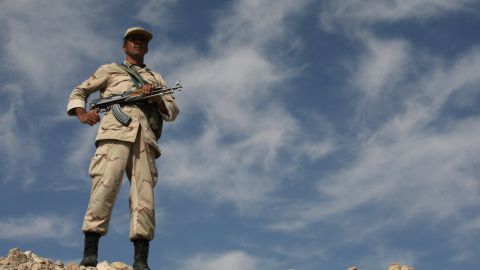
[82,140,130,235]
[127,129,157,241]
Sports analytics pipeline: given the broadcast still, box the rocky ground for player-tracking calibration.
[349,265,415,270]
[0,248,132,270]
[1,247,415,270]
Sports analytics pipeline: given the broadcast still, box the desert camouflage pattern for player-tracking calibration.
[67,61,179,157]
[82,129,158,240]
[68,61,179,240]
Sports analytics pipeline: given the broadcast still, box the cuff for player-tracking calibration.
[67,99,86,116]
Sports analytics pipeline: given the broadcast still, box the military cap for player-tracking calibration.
[124,27,153,41]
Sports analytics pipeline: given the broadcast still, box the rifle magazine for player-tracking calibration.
[111,104,132,126]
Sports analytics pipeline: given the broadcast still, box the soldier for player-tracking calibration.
[66,27,179,270]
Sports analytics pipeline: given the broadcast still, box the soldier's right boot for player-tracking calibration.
[79,232,101,267]
[133,238,151,270]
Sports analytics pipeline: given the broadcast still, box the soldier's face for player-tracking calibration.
[123,34,149,57]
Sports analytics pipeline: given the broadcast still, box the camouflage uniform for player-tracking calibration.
[67,61,179,240]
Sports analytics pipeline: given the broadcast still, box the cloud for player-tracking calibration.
[0,0,115,94]
[319,0,477,31]
[353,34,410,99]
[148,0,326,211]
[211,0,310,48]
[451,216,480,262]
[178,251,273,270]
[261,2,480,265]
[0,0,118,187]
[135,0,178,29]
[0,84,41,186]
[269,43,480,241]
[300,140,336,161]
[0,213,75,243]
[63,126,98,181]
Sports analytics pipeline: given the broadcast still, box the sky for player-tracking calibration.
[1,0,480,269]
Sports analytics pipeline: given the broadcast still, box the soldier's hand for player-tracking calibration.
[76,108,100,126]
[140,84,155,95]
[143,84,164,104]
[140,84,168,114]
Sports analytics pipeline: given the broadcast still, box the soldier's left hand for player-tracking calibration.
[141,84,167,113]
[140,84,155,95]
[141,84,162,102]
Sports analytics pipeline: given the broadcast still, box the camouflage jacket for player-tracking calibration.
[67,61,179,158]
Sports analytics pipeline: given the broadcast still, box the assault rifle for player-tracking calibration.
[88,81,183,126]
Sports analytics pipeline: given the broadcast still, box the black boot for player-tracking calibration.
[133,238,151,270]
[79,232,100,267]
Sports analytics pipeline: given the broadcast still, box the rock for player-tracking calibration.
[388,263,415,270]
[78,266,96,270]
[111,262,132,270]
[32,254,45,264]
[347,263,414,270]
[0,248,137,270]
[388,263,401,270]
[64,263,79,270]
[96,261,110,270]
[4,248,29,267]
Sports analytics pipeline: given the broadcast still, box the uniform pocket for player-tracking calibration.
[88,142,112,178]
[146,146,158,187]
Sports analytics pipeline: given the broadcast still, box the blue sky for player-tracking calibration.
[1,0,480,269]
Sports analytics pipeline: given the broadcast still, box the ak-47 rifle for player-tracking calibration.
[88,81,183,126]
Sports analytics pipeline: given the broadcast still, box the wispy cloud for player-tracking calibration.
[0,84,40,186]
[0,213,75,243]
[0,0,115,94]
[269,41,480,243]
[451,215,480,262]
[210,0,310,48]
[0,0,116,187]
[63,126,98,182]
[319,0,477,31]
[148,0,329,211]
[135,0,178,29]
[353,34,411,99]
[178,250,274,270]
[254,2,480,266]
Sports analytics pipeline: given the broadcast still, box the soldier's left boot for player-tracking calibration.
[79,232,101,267]
[133,238,151,270]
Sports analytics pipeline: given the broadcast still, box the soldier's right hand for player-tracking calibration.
[76,108,100,126]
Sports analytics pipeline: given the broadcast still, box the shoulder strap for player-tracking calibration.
[117,63,149,88]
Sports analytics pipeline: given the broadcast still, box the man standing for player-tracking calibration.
[67,27,179,270]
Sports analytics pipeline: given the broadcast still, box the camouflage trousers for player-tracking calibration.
[82,129,158,240]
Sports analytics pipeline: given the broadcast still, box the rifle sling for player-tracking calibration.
[116,64,164,140]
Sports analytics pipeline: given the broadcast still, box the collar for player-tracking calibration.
[122,60,150,72]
